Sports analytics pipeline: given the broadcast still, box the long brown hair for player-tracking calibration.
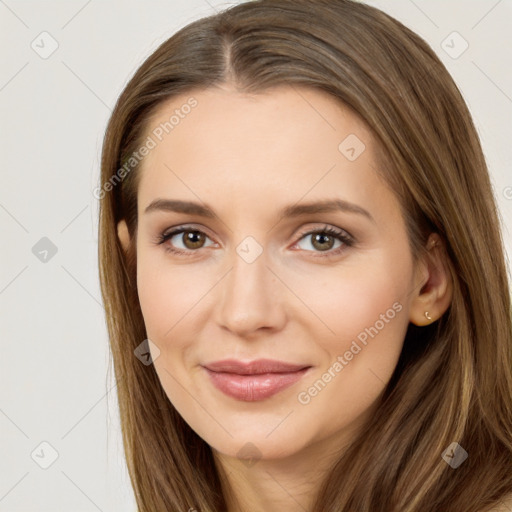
[98,1,512,510]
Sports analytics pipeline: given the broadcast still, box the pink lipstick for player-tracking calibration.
[202,359,311,401]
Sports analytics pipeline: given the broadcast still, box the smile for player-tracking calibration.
[202,359,312,401]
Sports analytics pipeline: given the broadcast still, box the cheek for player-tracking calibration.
[294,261,407,340]
[136,260,172,340]
[293,268,410,434]
[291,252,412,396]
[136,247,175,340]
[136,250,213,348]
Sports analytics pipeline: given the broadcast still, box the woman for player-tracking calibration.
[98,0,512,510]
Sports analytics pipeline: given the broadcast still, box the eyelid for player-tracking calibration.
[157,224,218,251]
[160,223,214,240]
[289,224,354,255]
[159,223,353,241]
[294,224,353,241]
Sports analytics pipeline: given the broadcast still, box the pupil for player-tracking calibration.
[314,233,333,250]
[184,230,205,249]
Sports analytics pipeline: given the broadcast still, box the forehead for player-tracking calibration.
[136,85,391,222]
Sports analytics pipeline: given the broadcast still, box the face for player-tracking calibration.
[121,85,427,463]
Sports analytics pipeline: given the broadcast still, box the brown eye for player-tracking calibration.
[293,225,354,258]
[181,230,206,249]
[311,232,336,251]
[157,227,216,255]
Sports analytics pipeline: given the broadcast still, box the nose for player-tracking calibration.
[216,246,287,338]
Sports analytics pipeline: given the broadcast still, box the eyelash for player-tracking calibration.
[155,224,354,259]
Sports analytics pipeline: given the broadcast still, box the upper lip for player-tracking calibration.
[203,359,311,375]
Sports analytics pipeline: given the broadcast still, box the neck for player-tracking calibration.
[212,431,351,512]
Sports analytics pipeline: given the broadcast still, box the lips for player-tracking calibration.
[202,359,312,401]
[204,358,309,374]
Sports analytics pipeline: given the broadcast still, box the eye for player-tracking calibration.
[155,224,354,258]
[156,226,216,255]
[292,225,354,257]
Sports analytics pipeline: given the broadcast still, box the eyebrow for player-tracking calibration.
[143,198,375,223]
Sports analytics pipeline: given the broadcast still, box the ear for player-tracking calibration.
[117,219,131,252]
[409,233,453,326]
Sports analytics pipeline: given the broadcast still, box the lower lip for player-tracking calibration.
[203,367,310,401]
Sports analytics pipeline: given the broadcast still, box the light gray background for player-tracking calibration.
[1,1,511,510]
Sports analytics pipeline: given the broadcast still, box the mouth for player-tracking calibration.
[202,359,312,401]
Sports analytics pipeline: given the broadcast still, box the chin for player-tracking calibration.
[206,427,312,463]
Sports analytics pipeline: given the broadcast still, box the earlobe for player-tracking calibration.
[117,219,131,252]
[409,234,453,326]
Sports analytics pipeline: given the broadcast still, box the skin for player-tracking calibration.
[117,85,452,512]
